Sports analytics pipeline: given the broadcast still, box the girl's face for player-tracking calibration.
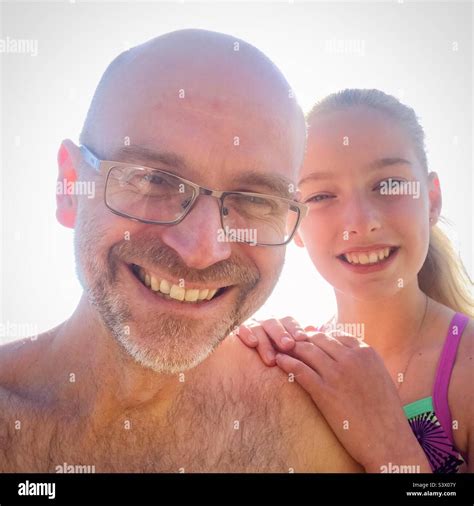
[296,106,441,301]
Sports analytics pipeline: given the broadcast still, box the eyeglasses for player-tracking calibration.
[80,145,308,246]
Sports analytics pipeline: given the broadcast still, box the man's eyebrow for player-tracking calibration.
[299,158,412,186]
[112,145,190,172]
[234,171,293,198]
[299,171,334,186]
[112,146,293,197]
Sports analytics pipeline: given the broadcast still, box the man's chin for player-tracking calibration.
[117,334,218,374]
[112,315,234,374]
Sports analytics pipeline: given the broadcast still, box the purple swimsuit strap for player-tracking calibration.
[432,312,470,444]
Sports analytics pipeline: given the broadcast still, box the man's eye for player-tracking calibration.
[144,174,165,185]
[305,194,334,203]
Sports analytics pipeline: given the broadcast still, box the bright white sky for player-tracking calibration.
[1,1,472,342]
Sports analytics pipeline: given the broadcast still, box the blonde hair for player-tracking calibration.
[306,89,473,317]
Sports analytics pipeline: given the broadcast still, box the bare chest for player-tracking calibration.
[6,385,295,473]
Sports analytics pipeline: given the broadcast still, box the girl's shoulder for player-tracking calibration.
[431,302,472,386]
[450,314,473,392]
[445,310,473,459]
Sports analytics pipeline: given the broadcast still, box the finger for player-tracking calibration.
[325,330,365,349]
[275,353,323,400]
[301,325,320,340]
[280,316,307,340]
[288,341,334,376]
[306,332,346,360]
[236,324,259,348]
[260,318,295,351]
[251,325,278,366]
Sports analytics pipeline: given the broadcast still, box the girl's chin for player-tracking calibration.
[337,284,403,302]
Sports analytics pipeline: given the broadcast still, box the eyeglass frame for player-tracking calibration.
[79,144,308,246]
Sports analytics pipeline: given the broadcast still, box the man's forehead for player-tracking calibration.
[110,144,294,198]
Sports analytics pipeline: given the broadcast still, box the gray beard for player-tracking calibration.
[72,208,273,374]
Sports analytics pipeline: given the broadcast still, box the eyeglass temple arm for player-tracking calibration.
[79,145,101,172]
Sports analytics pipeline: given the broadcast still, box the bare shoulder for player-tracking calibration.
[451,316,473,401]
[0,383,24,471]
[213,336,362,472]
[0,335,56,472]
[448,316,473,455]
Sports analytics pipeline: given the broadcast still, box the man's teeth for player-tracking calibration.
[137,267,218,302]
[343,247,392,265]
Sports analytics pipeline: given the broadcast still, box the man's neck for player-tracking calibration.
[46,294,187,427]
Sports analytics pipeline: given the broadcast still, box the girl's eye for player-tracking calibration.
[305,194,335,203]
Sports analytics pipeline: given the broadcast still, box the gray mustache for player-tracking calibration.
[112,239,260,286]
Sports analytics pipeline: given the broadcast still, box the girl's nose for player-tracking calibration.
[343,194,382,237]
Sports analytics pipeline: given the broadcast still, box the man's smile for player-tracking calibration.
[128,262,233,305]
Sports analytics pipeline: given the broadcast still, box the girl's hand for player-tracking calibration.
[275,331,432,473]
[236,317,310,367]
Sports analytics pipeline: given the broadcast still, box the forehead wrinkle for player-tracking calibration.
[112,145,189,171]
[233,171,293,198]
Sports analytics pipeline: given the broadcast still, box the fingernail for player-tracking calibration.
[248,333,258,344]
[295,331,306,338]
[267,351,276,363]
[281,336,293,346]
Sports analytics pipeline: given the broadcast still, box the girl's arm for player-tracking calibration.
[237,318,432,473]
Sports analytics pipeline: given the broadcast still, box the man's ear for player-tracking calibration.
[56,139,80,229]
[293,230,305,248]
[427,172,442,226]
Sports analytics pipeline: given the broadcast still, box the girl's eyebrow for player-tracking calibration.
[366,157,412,170]
[299,157,412,186]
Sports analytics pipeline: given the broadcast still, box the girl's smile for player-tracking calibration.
[336,245,400,274]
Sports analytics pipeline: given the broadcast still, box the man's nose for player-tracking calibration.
[160,196,232,270]
[343,193,382,237]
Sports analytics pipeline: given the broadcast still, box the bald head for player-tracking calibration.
[79,29,306,177]
[67,30,308,373]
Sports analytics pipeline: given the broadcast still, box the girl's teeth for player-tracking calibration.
[136,267,221,302]
[343,248,393,265]
[369,252,378,263]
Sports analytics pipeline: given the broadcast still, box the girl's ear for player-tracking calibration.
[427,172,442,225]
[294,230,305,248]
